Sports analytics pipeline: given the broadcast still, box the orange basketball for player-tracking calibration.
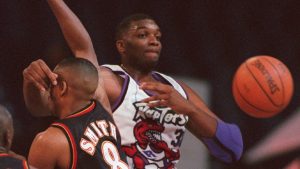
[232,55,294,118]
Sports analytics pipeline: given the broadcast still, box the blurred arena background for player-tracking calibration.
[0,0,300,168]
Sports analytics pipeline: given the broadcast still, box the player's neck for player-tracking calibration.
[59,100,92,119]
[120,64,154,83]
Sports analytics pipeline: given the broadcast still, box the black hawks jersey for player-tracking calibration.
[52,100,128,169]
[0,153,29,169]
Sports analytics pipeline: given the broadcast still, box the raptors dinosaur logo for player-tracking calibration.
[122,119,180,169]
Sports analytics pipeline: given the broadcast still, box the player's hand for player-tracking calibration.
[23,59,57,92]
[140,82,195,115]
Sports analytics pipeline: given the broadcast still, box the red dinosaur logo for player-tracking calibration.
[122,119,180,169]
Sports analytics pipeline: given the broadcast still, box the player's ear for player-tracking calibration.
[59,80,68,96]
[57,76,68,96]
[116,40,125,53]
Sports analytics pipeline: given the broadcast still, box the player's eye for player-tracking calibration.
[137,33,147,38]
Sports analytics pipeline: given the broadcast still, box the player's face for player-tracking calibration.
[121,19,162,72]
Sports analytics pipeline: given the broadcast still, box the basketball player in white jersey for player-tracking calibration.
[23,0,244,168]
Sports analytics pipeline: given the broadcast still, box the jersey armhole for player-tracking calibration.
[51,123,77,169]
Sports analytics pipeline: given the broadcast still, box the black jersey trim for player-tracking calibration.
[52,123,77,169]
[66,101,95,119]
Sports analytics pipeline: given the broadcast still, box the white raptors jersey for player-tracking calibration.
[102,65,188,169]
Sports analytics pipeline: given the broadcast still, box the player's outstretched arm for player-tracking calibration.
[140,81,243,163]
[23,59,57,116]
[47,0,99,66]
[180,82,243,163]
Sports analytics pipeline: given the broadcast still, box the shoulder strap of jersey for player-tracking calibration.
[51,123,77,169]
[101,64,124,72]
[152,71,188,99]
[101,64,129,78]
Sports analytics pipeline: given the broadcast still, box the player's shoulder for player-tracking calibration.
[29,127,69,169]
[98,64,123,85]
[32,127,67,147]
[98,65,120,79]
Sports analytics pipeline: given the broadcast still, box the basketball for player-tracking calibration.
[232,55,294,118]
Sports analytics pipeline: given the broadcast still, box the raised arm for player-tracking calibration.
[23,59,57,116]
[47,0,98,66]
[46,0,112,112]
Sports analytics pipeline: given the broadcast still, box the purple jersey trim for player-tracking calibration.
[100,65,130,112]
[112,74,129,112]
[151,72,172,86]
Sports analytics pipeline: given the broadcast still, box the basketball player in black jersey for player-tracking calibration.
[26,58,128,169]
[0,105,34,169]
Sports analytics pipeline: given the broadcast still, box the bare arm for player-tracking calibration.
[46,0,112,110]
[140,81,243,162]
[23,59,57,116]
[28,127,70,169]
[47,0,98,66]
[179,82,218,137]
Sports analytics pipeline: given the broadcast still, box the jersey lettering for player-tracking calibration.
[80,138,96,155]
[84,127,99,146]
[171,129,185,147]
[97,120,109,136]
[133,102,188,126]
[80,120,118,156]
[109,122,117,140]
[102,141,129,169]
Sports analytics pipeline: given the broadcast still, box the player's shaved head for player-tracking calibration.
[0,105,13,149]
[54,57,99,99]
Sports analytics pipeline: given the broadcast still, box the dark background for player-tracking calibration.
[1,0,300,168]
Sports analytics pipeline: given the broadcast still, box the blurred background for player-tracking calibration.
[0,0,300,168]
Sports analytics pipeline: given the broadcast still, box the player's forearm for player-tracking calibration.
[186,106,218,138]
[23,80,51,117]
[47,0,98,65]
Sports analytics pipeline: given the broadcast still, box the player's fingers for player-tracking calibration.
[141,95,159,103]
[142,94,170,108]
[26,60,51,83]
[141,93,169,102]
[30,72,49,90]
[147,99,168,108]
[24,71,47,91]
[33,81,47,92]
[37,59,58,85]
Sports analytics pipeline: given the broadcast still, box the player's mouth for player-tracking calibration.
[144,49,160,58]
